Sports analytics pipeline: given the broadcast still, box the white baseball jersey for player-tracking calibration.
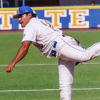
[22,17,64,57]
[21,17,100,100]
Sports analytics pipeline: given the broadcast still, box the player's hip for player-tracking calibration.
[42,36,85,58]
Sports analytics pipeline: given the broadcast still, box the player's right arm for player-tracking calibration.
[5,41,32,73]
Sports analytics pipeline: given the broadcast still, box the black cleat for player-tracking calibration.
[75,62,80,66]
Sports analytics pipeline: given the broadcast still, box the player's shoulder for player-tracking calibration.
[25,18,38,27]
[31,17,43,25]
[29,18,38,23]
[24,18,39,31]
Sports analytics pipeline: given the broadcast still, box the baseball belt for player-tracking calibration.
[50,41,57,57]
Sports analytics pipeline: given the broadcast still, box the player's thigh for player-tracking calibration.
[58,44,85,61]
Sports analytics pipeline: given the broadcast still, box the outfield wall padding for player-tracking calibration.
[0,6,100,30]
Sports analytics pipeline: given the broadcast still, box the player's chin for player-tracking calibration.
[20,23,26,28]
[21,24,25,28]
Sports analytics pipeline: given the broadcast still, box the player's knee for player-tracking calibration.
[79,51,92,62]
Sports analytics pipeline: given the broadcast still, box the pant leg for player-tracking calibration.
[58,59,75,100]
[58,42,100,62]
[86,42,100,58]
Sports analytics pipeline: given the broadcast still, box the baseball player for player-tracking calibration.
[5,6,100,100]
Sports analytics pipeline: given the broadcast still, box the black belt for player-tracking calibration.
[50,41,57,57]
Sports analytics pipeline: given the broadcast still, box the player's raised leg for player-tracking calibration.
[58,42,100,62]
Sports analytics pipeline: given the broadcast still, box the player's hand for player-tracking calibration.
[5,63,15,73]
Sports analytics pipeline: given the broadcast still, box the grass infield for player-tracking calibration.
[0,29,100,100]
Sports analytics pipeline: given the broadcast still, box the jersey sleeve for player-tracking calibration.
[21,25,37,43]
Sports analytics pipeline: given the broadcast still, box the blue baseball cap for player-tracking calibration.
[13,6,36,18]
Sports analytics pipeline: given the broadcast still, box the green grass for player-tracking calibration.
[73,90,100,100]
[0,91,59,100]
[0,30,100,100]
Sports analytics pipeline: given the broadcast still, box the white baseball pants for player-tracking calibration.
[58,36,100,62]
[57,36,100,100]
[58,60,75,100]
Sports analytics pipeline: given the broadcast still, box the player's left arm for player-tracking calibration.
[5,41,32,72]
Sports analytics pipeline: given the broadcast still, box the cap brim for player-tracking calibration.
[13,14,22,18]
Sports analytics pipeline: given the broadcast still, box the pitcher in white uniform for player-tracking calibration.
[5,6,100,100]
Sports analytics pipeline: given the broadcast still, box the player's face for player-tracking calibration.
[18,13,31,27]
